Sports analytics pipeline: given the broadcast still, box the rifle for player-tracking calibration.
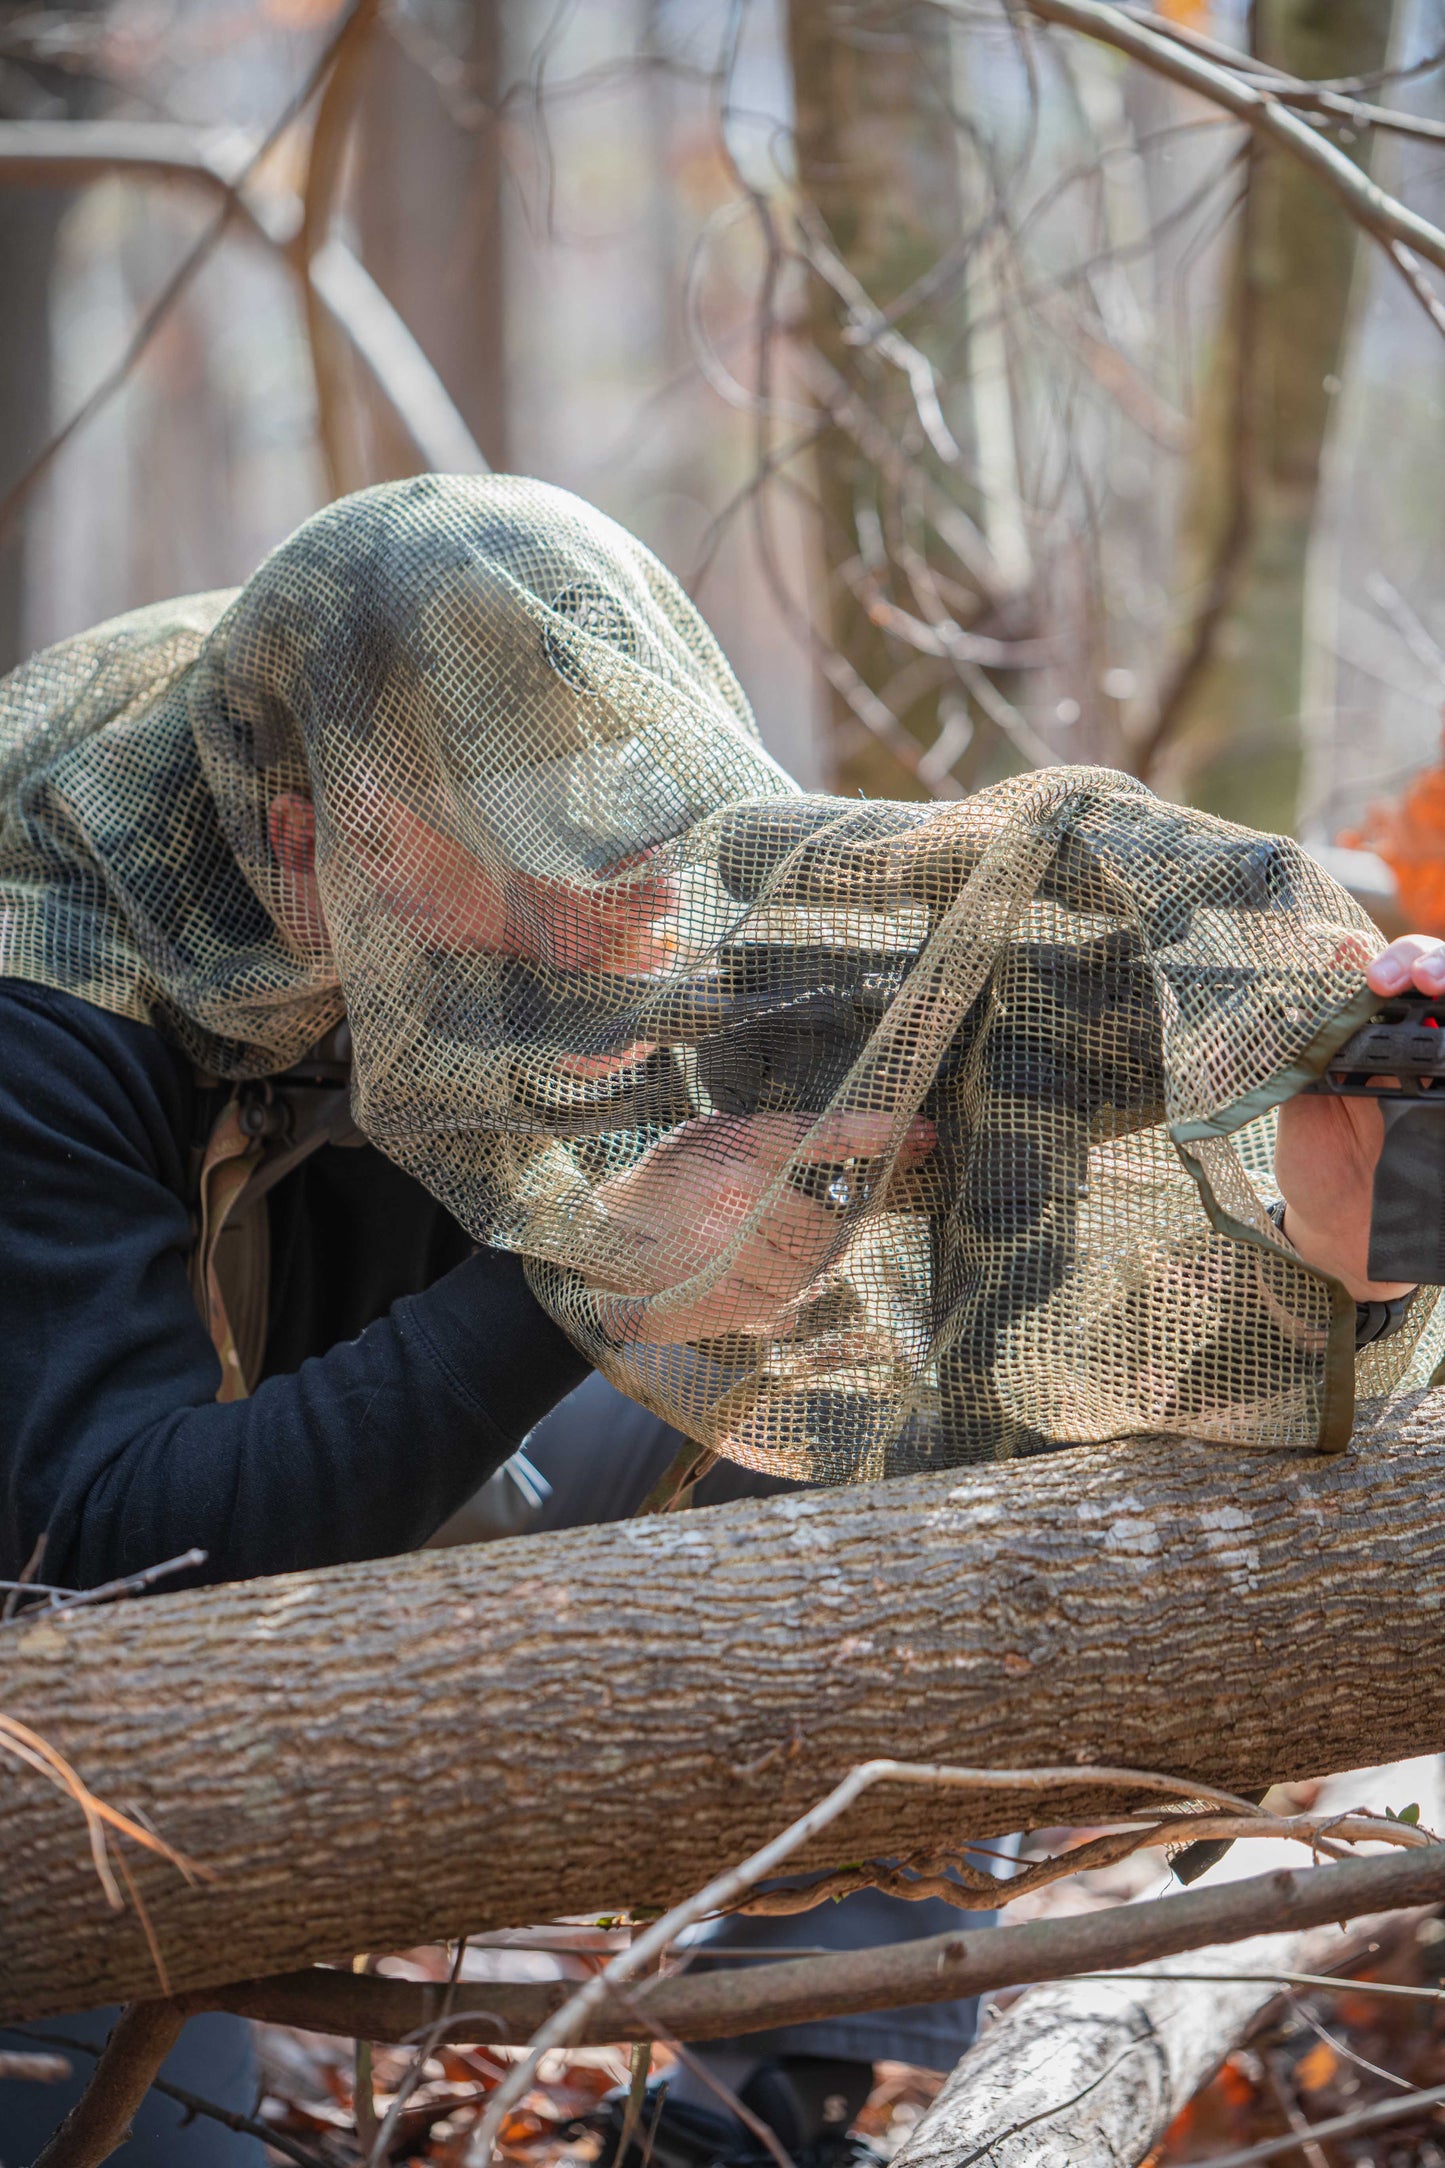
[489,799,1330,1451]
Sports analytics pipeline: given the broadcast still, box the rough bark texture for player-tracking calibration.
[6,1394,1445,2022]
[888,1930,1348,2168]
[1153,0,1395,831]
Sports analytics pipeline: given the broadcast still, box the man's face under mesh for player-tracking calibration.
[282,773,680,975]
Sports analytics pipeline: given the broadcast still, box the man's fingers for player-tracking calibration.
[642,1108,936,1191]
[787,1108,937,1169]
[1367,934,1445,995]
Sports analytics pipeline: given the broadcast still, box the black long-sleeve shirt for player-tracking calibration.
[0,977,590,1590]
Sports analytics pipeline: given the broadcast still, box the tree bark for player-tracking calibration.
[354,5,506,476]
[787,0,992,796]
[888,1928,1364,2168]
[0,5,99,673]
[1149,0,1397,831]
[6,1393,1445,2022]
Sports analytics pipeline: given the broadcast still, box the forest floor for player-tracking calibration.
[253,1816,1445,2167]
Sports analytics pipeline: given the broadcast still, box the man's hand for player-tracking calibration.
[594,1108,935,1343]
[1274,933,1445,1299]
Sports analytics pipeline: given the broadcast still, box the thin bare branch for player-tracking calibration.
[1202,2078,1445,2168]
[191,1839,1445,2064]
[0,121,488,478]
[1115,5,1445,147]
[21,2025,331,2168]
[467,1756,1375,2152]
[0,1,377,545]
[308,241,490,476]
[0,2050,70,2082]
[1022,0,1445,300]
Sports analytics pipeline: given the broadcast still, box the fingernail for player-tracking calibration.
[1373,961,1408,991]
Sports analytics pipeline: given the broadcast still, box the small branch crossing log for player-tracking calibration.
[201,1841,1445,2046]
[28,2001,186,2168]
[6,1393,1445,2019]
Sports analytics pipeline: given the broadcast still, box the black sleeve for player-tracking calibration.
[0,981,591,1590]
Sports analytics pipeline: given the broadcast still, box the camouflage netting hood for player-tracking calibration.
[0,474,1437,1478]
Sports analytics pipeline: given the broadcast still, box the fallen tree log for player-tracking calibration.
[887,1929,1371,2168]
[6,1390,1445,2020]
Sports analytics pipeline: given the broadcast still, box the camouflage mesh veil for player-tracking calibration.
[1,475,1437,1478]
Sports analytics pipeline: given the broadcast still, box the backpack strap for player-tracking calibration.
[188,1023,362,1400]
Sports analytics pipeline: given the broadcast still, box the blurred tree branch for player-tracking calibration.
[786,0,1039,799]
[297,0,383,497]
[1024,1,1445,312]
[0,0,379,545]
[0,118,488,488]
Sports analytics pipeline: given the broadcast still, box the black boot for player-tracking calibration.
[592,2058,881,2168]
[591,2076,759,2168]
[739,2057,880,2168]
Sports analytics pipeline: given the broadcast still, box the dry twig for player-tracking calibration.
[20,2024,331,2168]
[465,1756,1432,2155]
[1202,2078,1445,2168]
[1022,0,1445,331]
[0,2049,70,2082]
[196,1841,1445,2057]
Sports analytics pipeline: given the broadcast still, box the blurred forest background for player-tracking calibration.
[15,10,1445,2160]
[4,0,1445,873]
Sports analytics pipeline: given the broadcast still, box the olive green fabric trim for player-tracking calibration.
[1170,1136,1358,1453]
[1168,980,1386,1453]
[1170,980,1383,1146]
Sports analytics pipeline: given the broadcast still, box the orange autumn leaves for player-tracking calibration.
[1343,729,1445,938]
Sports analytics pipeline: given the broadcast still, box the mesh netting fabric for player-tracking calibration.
[1,474,1436,1479]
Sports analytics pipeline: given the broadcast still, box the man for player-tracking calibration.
[447,905,1442,2168]
[0,473,1432,2163]
[0,475,931,1592]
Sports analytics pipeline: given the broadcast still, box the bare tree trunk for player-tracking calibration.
[354,4,506,477]
[786,0,986,796]
[0,17,98,671]
[0,179,65,675]
[1149,0,1397,832]
[889,1929,1362,2168]
[6,1393,1445,2022]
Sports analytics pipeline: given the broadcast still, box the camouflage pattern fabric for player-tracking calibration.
[0,474,1436,1479]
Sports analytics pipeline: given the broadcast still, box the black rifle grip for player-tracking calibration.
[1370,1100,1445,1285]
